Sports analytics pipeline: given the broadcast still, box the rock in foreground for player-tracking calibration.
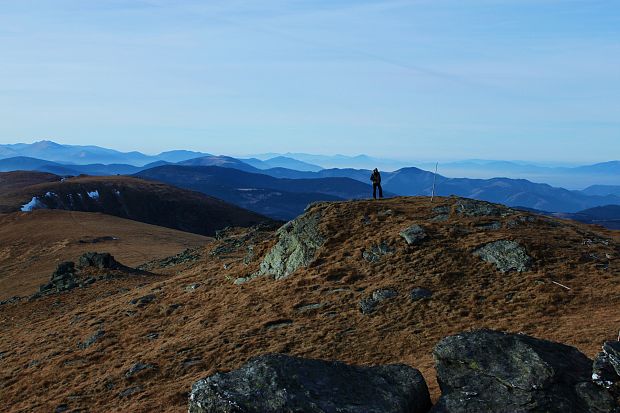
[188,353,431,413]
[432,329,618,413]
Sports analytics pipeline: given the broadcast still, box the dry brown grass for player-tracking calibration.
[0,210,208,299]
[0,196,618,412]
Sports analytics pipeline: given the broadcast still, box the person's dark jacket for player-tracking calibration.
[370,171,381,184]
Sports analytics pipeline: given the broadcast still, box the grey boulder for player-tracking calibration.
[188,353,431,413]
[474,240,532,272]
[400,224,428,245]
[256,211,324,280]
[432,329,618,413]
[593,341,620,392]
[78,252,120,269]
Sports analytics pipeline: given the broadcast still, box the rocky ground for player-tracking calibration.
[1,196,619,412]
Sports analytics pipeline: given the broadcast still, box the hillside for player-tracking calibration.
[135,165,380,220]
[0,210,208,299]
[1,196,618,412]
[0,172,272,235]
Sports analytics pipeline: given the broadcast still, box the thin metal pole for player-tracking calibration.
[431,162,438,202]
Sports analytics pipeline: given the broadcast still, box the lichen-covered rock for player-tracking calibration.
[78,252,120,269]
[40,261,77,293]
[363,242,395,262]
[359,288,398,314]
[474,240,532,272]
[400,224,428,245]
[593,341,620,392]
[256,211,324,280]
[455,198,513,217]
[188,353,431,413]
[432,329,618,413]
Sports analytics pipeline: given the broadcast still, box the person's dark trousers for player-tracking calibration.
[373,183,383,199]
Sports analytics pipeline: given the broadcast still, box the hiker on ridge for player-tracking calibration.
[370,168,383,199]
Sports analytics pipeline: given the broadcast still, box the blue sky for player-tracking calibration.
[0,0,618,162]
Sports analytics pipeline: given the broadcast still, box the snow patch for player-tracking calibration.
[87,190,100,200]
[44,191,56,197]
[21,197,44,212]
[114,189,121,196]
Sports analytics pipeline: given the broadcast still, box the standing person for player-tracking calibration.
[370,168,383,199]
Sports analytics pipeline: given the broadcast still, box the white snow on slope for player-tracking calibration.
[87,190,100,200]
[21,197,44,212]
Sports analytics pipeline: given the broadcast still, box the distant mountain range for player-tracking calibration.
[415,159,620,189]
[1,141,619,220]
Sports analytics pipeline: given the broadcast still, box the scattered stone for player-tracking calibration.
[0,296,20,305]
[118,386,142,398]
[295,303,324,313]
[78,252,120,269]
[183,283,202,292]
[359,288,398,314]
[400,224,428,245]
[125,362,156,378]
[264,319,293,330]
[455,198,513,217]
[507,215,537,228]
[78,330,105,350]
[188,353,431,413]
[475,221,502,230]
[362,215,372,225]
[363,242,395,262]
[431,206,451,222]
[410,288,432,301]
[145,332,159,340]
[82,277,96,286]
[183,357,203,369]
[432,329,618,412]
[378,209,394,217]
[256,211,324,280]
[139,248,201,270]
[54,404,69,413]
[129,294,156,307]
[473,240,532,272]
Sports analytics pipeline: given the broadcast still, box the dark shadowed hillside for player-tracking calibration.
[0,172,272,235]
[135,165,382,220]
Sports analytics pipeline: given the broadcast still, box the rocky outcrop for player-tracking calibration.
[78,252,120,269]
[455,198,513,217]
[256,211,324,280]
[359,288,398,314]
[188,353,431,413]
[39,262,77,293]
[432,329,618,413]
[593,341,620,392]
[474,240,532,272]
[363,242,395,262]
[400,224,428,245]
